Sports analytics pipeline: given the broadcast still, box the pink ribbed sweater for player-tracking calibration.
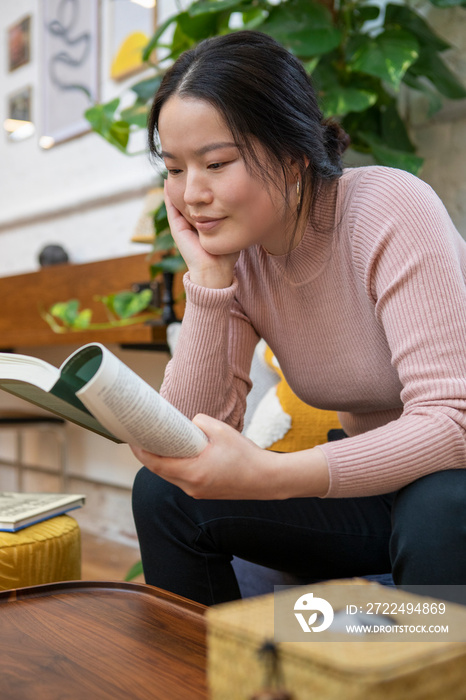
[161,166,466,498]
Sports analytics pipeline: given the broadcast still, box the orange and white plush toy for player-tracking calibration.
[166,327,342,452]
[244,340,342,452]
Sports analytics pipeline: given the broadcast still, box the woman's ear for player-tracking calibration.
[289,157,310,182]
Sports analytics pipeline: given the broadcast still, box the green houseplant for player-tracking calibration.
[83,0,466,279]
[40,289,159,334]
[86,0,466,174]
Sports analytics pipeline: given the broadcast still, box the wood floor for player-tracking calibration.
[80,531,144,583]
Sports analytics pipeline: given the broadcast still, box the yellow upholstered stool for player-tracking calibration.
[0,514,81,590]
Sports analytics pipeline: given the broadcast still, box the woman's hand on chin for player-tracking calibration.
[164,185,239,289]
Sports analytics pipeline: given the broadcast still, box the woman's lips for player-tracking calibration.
[192,217,226,232]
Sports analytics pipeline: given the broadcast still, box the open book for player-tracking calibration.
[0,491,86,532]
[0,343,208,458]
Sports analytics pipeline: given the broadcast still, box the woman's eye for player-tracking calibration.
[208,162,224,170]
[168,168,182,175]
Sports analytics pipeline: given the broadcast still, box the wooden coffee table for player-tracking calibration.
[0,581,207,699]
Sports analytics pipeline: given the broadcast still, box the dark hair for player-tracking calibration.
[148,30,349,237]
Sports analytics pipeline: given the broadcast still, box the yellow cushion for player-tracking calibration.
[263,345,342,452]
[0,514,81,590]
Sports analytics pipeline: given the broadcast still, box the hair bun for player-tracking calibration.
[322,119,350,157]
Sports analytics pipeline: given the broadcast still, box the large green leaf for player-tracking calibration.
[407,47,466,99]
[380,100,416,152]
[72,309,93,330]
[354,5,381,25]
[112,290,153,319]
[402,72,443,116]
[167,23,198,61]
[153,202,169,234]
[85,99,131,152]
[369,144,424,174]
[49,300,92,329]
[359,132,424,174]
[142,15,180,60]
[241,6,268,29]
[125,560,143,582]
[85,98,119,133]
[342,104,381,151]
[188,0,246,16]
[153,231,176,252]
[131,76,163,101]
[428,0,466,7]
[321,85,377,117]
[384,4,450,51]
[49,300,80,326]
[178,10,220,40]
[349,29,419,91]
[109,120,130,149]
[312,56,380,117]
[150,255,187,276]
[261,0,342,57]
[120,103,149,128]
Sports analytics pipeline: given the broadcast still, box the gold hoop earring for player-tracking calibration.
[296,179,301,209]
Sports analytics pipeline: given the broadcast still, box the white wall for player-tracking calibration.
[0,0,465,547]
[0,0,176,546]
[0,0,176,275]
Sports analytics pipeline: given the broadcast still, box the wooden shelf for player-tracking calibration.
[0,254,184,350]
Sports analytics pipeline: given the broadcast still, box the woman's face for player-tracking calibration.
[158,95,295,256]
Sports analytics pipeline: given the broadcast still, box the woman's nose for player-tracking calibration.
[183,171,213,206]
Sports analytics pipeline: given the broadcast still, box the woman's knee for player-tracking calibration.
[132,467,190,525]
[390,469,466,584]
[393,469,466,528]
[133,466,163,507]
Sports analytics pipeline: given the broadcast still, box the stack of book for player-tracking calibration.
[0,492,85,532]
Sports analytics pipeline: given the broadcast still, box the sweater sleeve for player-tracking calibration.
[160,271,260,430]
[320,168,466,497]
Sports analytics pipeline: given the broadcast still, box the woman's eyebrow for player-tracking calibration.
[161,142,237,159]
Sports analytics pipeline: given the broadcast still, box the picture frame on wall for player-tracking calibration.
[8,86,32,122]
[40,0,99,148]
[7,15,31,72]
[110,0,156,82]
[5,86,35,142]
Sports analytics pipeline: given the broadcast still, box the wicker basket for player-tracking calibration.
[207,579,466,699]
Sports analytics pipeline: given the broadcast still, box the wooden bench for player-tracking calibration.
[0,254,185,350]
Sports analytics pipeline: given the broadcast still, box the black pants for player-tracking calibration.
[132,467,466,606]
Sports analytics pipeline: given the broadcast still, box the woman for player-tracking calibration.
[131,30,466,606]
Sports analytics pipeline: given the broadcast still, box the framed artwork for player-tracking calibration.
[40,0,99,147]
[8,86,33,122]
[5,86,35,141]
[8,15,31,72]
[110,0,156,81]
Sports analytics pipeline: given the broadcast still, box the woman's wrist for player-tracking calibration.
[265,447,330,499]
[189,266,235,289]
[188,253,239,289]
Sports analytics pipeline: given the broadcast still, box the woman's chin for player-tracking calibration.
[198,236,238,257]
[202,243,241,257]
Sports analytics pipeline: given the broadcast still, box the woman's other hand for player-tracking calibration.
[130,413,330,500]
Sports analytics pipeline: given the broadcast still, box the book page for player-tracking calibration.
[0,353,59,391]
[74,345,208,457]
[0,380,121,442]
